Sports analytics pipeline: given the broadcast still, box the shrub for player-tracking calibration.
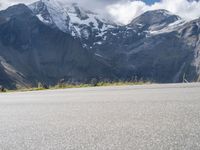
[91,78,98,86]
[0,85,6,92]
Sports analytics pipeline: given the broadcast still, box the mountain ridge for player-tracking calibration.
[0,2,199,89]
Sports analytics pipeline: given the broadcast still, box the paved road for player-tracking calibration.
[0,83,200,150]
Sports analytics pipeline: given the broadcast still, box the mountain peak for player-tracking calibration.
[145,9,173,15]
[29,0,116,41]
[3,4,32,16]
[129,9,181,30]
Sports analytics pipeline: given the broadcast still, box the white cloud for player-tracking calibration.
[0,0,108,10]
[107,0,200,24]
[0,0,200,25]
[0,0,35,10]
[107,1,149,24]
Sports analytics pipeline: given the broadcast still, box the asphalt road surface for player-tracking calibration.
[0,83,200,150]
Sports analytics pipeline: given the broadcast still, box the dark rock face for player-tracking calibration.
[0,4,114,89]
[91,10,200,83]
[0,4,199,89]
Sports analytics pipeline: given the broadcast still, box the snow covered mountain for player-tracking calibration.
[89,10,185,57]
[29,0,116,48]
[0,2,200,89]
[29,1,188,52]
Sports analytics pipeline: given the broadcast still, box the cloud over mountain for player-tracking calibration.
[0,0,200,24]
[107,0,200,24]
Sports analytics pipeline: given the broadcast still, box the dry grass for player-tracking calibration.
[3,81,151,93]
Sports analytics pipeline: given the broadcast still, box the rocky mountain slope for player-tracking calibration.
[0,0,200,89]
[29,0,117,49]
[0,4,115,88]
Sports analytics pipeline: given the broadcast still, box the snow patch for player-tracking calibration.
[95,53,104,58]
[149,19,186,35]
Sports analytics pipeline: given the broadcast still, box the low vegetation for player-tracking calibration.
[0,86,6,93]
[28,81,148,91]
[1,80,151,93]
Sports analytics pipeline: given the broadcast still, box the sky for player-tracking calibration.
[143,0,160,4]
[0,0,200,24]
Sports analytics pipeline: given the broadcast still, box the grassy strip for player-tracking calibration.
[2,81,151,93]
